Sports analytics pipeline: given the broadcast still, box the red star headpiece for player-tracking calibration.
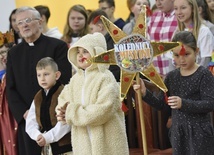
[179,45,186,55]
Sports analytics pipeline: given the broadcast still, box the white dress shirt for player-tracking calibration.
[26,100,71,144]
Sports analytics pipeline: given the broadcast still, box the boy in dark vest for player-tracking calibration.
[26,57,72,155]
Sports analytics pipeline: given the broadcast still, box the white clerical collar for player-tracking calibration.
[28,42,34,46]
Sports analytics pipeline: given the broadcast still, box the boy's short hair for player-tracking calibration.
[98,0,115,7]
[36,57,58,72]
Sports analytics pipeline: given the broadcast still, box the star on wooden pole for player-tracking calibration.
[88,5,180,155]
[89,8,180,101]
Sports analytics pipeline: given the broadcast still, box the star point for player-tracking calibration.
[89,6,180,101]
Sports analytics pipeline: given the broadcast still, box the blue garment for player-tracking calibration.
[114,18,126,29]
[0,70,6,80]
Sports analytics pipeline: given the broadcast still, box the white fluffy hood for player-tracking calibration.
[68,32,109,72]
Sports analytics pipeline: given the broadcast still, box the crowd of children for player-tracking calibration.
[1,0,214,154]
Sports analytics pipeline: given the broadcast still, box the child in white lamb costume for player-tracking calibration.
[56,32,129,155]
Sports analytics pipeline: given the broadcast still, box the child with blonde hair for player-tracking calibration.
[26,57,72,155]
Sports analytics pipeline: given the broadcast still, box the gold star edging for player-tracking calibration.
[88,5,180,101]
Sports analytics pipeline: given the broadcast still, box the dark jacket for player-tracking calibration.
[105,33,121,82]
[6,34,71,124]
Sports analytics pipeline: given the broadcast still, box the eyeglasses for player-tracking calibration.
[0,50,8,56]
[100,6,110,10]
[16,18,39,27]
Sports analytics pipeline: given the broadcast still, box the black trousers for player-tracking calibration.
[17,120,41,155]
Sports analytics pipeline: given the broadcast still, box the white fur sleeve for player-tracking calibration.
[55,84,70,115]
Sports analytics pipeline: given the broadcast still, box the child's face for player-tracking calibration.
[36,65,60,91]
[172,44,197,70]
[11,13,19,32]
[156,0,174,13]
[0,46,9,67]
[174,0,193,25]
[131,0,144,17]
[69,10,86,33]
[98,1,114,20]
[206,0,214,11]
[76,47,92,69]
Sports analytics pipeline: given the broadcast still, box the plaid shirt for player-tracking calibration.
[148,10,178,76]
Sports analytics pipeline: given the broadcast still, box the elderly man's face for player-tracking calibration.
[16,10,41,39]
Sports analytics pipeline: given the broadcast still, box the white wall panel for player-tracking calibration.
[0,0,16,32]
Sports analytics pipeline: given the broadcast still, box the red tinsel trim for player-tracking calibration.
[146,6,152,17]
[93,15,101,24]
[164,93,168,104]
[121,101,129,113]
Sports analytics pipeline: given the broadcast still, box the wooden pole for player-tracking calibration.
[136,73,148,155]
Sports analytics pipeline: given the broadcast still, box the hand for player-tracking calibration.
[133,79,147,97]
[166,117,172,128]
[56,102,69,122]
[37,134,46,147]
[23,110,29,119]
[167,96,182,109]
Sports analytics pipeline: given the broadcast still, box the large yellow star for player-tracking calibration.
[89,5,180,101]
